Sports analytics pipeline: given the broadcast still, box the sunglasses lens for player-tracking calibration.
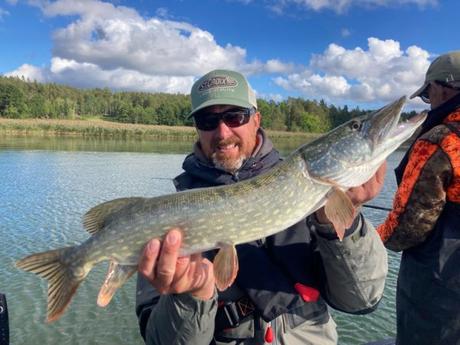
[194,108,251,131]
[420,85,431,104]
[195,115,219,131]
[222,112,249,127]
[421,95,430,104]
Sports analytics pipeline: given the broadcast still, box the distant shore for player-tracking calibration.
[0,118,320,141]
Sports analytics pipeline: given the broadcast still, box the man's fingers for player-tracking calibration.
[190,259,215,300]
[155,229,182,290]
[188,254,206,286]
[138,239,160,281]
[138,230,215,298]
[364,162,387,197]
[347,162,387,205]
[170,254,202,292]
[375,161,387,184]
[171,255,192,286]
[170,259,198,293]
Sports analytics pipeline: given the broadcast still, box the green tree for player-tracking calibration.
[0,83,27,117]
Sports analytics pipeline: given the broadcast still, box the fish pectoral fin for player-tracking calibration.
[97,261,137,307]
[83,197,144,235]
[324,187,356,241]
[213,244,239,291]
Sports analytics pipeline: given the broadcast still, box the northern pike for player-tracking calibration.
[16,96,426,322]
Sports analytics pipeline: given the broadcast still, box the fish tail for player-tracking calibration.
[16,246,89,323]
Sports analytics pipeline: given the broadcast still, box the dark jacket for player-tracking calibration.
[137,129,388,345]
[378,94,460,345]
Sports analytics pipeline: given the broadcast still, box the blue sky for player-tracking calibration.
[0,0,458,110]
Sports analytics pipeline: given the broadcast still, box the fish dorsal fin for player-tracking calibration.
[213,243,239,291]
[83,197,144,235]
[324,187,356,241]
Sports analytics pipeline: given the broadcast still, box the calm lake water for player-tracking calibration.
[0,136,403,345]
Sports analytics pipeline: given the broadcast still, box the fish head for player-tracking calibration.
[300,96,427,188]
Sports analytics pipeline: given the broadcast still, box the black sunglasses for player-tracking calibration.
[420,80,460,103]
[420,86,431,104]
[193,107,256,131]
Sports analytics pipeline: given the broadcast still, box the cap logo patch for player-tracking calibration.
[198,76,238,92]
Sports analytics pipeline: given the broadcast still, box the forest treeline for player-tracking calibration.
[0,76,415,133]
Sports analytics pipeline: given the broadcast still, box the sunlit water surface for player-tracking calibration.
[0,136,403,345]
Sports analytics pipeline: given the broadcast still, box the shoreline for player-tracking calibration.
[0,118,320,141]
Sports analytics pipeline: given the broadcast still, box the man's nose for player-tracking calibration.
[214,120,233,138]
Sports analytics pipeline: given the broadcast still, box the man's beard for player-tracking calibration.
[211,137,247,173]
[212,152,246,173]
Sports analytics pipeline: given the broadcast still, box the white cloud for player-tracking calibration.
[5,0,288,93]
[5,64,47,81]
[227,0,254,4]
[271,0,438,13]
[7,57,195,93]
[3,0,434,110]
[258,92,285,103]
[40,0,248,76]
[265,59,297,73]
[341,28,351,37]
[274,37,431,106]
[0,8,10,20]
[155,7,170,19]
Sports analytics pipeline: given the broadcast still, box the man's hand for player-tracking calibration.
[138,229,216,300]
[346,161,387,206]
[315,162,387,224]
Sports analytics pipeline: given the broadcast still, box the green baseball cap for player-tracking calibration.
[189,69,257,118]
[411,51,460,99]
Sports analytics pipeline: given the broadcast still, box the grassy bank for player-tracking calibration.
[0,118,320,141]
[0,118,198,140]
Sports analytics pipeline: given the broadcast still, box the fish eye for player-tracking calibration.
[349,121,361,131]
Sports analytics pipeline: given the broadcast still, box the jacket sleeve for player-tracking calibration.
[309,213,388,314]
[377,138,452,251]
[136,274,218,345]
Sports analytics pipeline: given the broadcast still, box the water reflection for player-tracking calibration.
[0,135,311,156]
[0,135,194,154]
[0,136,404,345]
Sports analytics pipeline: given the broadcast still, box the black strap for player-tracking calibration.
[0,293,9,345]
[445,122,460,137]
[215,296,256,331]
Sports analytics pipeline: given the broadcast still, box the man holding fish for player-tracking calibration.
[17,68,425,340]
[136,69,389,345]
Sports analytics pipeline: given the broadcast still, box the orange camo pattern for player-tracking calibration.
[441,132,460,202]
[442,110,460,202]
[377,140,438,242]
[444,109,460,123]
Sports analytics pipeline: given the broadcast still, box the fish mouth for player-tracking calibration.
[367,96,406,147]
[367,96,426,149]
[388,111,427,138]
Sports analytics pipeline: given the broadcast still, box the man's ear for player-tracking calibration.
[253,111,261,128]
[442,87,460,103]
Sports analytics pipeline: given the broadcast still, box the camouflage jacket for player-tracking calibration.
[378,95,460,344]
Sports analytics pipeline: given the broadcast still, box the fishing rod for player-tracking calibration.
[363,204,391,212]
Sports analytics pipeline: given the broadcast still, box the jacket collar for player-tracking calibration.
[181,128,280,185]
[394,93,460,184]
[421,92,460,135]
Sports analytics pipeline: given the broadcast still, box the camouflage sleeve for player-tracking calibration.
[136,274,218,345]
[377,138,452,251]
[309,214,388,314]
